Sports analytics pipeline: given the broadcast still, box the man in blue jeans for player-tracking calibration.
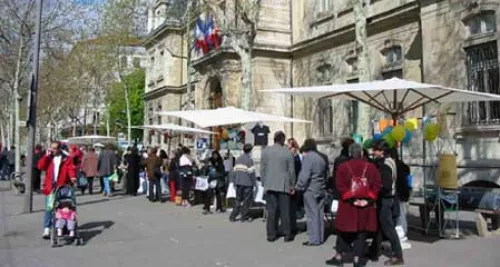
[38,141,77,239]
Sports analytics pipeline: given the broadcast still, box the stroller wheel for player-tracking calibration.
[51,232,58,248]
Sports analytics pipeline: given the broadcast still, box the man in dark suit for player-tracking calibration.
[261,131,296,242]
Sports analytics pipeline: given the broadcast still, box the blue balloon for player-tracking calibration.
[382,126,393,136]
[373,133,383,141]
[402,129,412,144]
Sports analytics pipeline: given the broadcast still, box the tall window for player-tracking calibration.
[120,56,128,69]
[316,0,333,14]
[319,99,333,135]
[316,61,333,136]
[465,42,500,125]
[383,46,403,69]
[347,78,359,133]
[465,11,496,36]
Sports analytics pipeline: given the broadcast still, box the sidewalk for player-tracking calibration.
[1,181,499,267]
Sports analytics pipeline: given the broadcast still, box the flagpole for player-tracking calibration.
[23,0,43,214]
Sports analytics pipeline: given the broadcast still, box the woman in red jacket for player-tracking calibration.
[326,143,381,267]
[38,141,77,239]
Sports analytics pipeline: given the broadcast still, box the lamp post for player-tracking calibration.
[24,0,43,213]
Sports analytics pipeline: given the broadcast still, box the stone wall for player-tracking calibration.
[419,0,500,187]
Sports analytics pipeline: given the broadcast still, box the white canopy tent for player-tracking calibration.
[132,124,216,135]
[261,78,500,120]
[67,135,116,145]
[155,106,311,128]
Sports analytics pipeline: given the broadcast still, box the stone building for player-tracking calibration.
[143,0,500,188]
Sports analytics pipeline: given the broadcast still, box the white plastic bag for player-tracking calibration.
[195,177,209,191]
[254,181,265,204]
[331,199,339,214]
[226,182,236,199]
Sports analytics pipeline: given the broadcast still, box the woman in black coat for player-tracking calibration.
[203,150,226,214]
[126,147,142,196]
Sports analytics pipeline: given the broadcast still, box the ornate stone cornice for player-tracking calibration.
[143,84,187,100]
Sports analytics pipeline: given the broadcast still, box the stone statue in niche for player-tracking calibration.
[316,58,333,84]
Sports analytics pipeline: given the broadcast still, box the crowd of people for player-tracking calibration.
[29,129,411,266]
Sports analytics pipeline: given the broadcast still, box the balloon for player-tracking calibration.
[424,123,439,142]
[402,129,412,144]
[352,133,363,144]
[404,119,417,132]
[391,125,406,142]
[221,128,229,140]
[383,134,395,148]
[382,126,393,136]
[373,133,383,141]
[363,139,373,149]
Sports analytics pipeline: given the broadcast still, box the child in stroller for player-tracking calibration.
[55,201,77,237]
[51,184,82,246]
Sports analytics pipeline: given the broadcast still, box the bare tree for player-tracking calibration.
[0,0,88,172]
[204,0,261,110]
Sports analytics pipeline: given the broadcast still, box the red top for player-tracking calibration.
[38,154,77,196]
[335,159,382,233]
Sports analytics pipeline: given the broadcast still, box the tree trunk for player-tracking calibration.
[124,85,132,145]
[13,37,24,174]
[0,122,5,148]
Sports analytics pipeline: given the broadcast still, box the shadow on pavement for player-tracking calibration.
[79,220,114,243]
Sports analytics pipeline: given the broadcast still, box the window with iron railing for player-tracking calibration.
[465,42,500,125]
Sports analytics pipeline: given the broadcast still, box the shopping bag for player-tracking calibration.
[331,199,339,214]
[209,180,218,189]
[46,192,56,211]
[254,181,265,204]
[138,176,147,194]
[78,173,88,188]
[195,177,209,191]
[109,172,119,183]
[226,182,236,199]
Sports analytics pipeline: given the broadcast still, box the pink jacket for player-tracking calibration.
[55,207,77,221]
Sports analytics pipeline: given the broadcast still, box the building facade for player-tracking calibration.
[144,0,500,188]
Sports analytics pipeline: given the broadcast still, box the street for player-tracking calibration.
[1,181,499,267]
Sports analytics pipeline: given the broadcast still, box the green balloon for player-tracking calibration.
[363,138,373,149]
[352,133,363,144]
[383,134,395,148]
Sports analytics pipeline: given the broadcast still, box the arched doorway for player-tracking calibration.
[208,79,223,109]
[207,78,223,149]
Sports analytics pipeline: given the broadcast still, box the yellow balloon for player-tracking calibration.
[424,123,439,142]
[391,125,406,142]
[404,119,417,132]
[221,129,229,140]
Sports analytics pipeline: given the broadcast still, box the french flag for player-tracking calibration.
[206,15,221,49]
[194,18,208,54]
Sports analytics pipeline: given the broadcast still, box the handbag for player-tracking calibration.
[78,172,88,188]
[109,172,119,182]
[343,163,372,200]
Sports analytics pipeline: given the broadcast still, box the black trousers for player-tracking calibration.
[230,186,253,220]
[204,186,224,211]
[181,177,192,200]
[148,177,162,201]
[84,177,95,195]
[290,193,298,233]
[99,177,104,192]
[369,198,403,259]
[336,232,368,258]
[32,168,41,191]
[266,191,292,239]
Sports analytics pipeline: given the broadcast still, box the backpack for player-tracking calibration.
[343,163,374,200]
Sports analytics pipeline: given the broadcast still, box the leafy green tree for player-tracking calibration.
[107,69,145,141]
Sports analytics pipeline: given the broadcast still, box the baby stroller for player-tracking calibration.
[50,184,83,247]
